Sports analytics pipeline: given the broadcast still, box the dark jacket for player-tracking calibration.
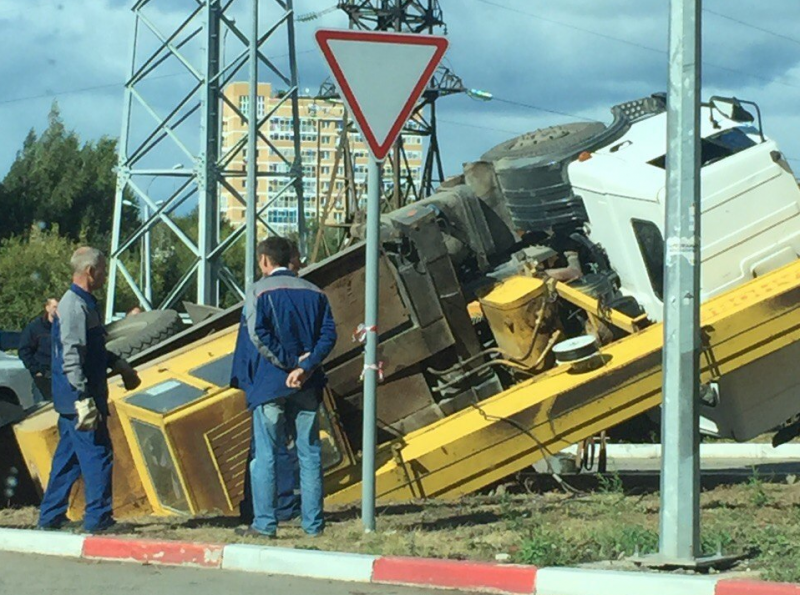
[231,312,257,403]
[246,270,337,408]
[18,316,53,375]
[52,284,120,417]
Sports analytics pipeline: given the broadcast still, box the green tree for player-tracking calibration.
[0,101,134,246]
[0,226,77,330]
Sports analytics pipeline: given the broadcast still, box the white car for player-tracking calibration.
[0,351,37,412]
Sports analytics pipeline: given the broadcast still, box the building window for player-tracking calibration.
[238,95,249,124]
[257,95,265,118]
[632,219,664,301]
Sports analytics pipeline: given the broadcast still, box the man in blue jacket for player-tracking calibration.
[238,237,337,538]
[18,297,59,401]
[231,243,303,526]
[38,247,140,533]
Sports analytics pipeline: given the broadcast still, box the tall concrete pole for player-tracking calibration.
[245,0,258,287]
[659,0,702,564]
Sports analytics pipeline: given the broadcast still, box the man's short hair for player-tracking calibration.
[256,237,292,268]
[71,247,105,275]
[288,239,300,259]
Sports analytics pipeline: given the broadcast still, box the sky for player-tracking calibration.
[2,0,800,181]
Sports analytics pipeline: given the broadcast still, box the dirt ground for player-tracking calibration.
[2,478,799,583]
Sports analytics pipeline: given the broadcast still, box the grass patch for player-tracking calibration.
[2,483,799,581]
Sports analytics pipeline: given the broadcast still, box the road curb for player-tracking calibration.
[0,527,798,594]
[715,579,800,595]
[83,536,224,568]
[0,527,84,558]
[534,567,718,595]
[373,556,537,593]
[222,543,377,581]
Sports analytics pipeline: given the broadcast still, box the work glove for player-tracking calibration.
[75,398,99,431]
[114,359,142,391]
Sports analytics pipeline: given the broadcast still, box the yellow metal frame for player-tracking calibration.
[112,327,241,516]
[110,323,356,516]
[554,281,650,333]
[326,260,800,504]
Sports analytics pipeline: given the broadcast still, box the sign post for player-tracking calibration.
[315,29,448,531]
[361,154,381,531]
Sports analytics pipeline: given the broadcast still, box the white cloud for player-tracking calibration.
[2,0,800,180]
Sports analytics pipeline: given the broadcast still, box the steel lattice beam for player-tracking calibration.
[106,0,305,319]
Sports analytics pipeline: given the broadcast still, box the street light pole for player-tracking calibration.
[659,0,702,564]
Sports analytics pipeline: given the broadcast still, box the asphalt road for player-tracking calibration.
[0,552,467,595]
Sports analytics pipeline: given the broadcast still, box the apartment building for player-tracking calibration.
[219,82,424,235]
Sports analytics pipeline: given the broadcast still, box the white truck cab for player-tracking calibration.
[569,97,800,321]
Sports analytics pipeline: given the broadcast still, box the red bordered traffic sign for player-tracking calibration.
[315,29,449,161]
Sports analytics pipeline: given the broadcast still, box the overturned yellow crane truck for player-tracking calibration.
[14,94,800,519]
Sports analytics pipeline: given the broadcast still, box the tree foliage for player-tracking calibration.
[0,101,133,245]
[0,103,273,328]
[0,226,77,330]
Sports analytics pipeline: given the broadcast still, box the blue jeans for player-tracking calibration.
[38,415,113,531]
[250,388,324,535]
[240,437,300,524]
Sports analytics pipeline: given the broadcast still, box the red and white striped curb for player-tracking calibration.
[0,527,798,594]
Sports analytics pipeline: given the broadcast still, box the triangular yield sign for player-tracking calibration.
[315,29,449,161]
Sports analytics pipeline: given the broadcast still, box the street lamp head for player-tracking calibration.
[466,88,493,102]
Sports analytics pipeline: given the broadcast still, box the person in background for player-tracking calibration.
[240,237,336,538]
[232,241,304,527]
[18,298,59,401]
[126,306,143,317]
[37,247,141,533]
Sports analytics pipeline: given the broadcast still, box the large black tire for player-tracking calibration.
[481,122,607,162]
[106,310,183,360]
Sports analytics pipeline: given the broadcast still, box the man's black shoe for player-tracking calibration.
[38,520,82,532]
[87,521,126,535]
[235,526,276,539]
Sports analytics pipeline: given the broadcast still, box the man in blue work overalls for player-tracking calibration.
[237,237,337,538]
[38,247,141,533]
[231,243,304,526]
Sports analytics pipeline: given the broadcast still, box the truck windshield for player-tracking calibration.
[648,127,757,169]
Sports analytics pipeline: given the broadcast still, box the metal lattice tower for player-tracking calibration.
[339,0,461,204]
[106,0,305,319]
